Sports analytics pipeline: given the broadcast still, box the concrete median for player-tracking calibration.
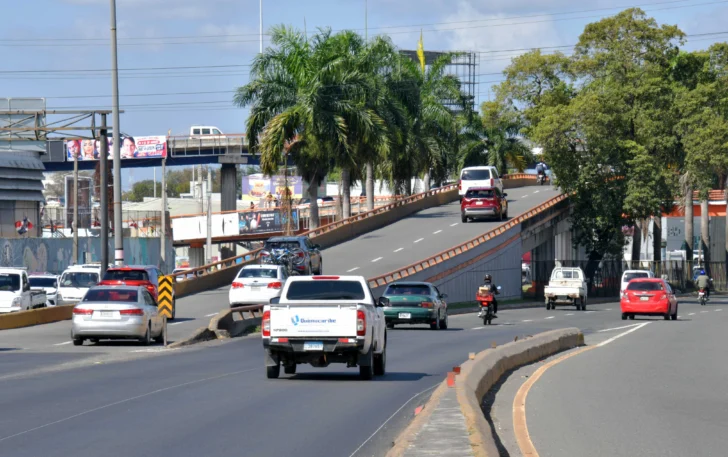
[388,327,583,457]
[0,305,74,330]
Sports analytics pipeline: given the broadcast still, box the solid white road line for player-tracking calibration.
[393,248,403,253]
[371,257,383,263]
[450,223,459,227]
[597,322,651,347]
[53,341,72,346]
[347,267,360,272]
[433,230,442,234]
[597,323,642,333]
[544,316,555,320]
[414,238,424,243]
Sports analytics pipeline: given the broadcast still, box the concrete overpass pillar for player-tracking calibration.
[189,243,205,268]
[221,163,237,212]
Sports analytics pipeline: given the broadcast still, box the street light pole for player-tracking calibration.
[365,0,368,41]
[110,0,123,266]
[259,0,263,53]
[72,153,78,265]
[100,114,109,277]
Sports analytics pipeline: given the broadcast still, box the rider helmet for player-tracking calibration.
[484,274,492,283]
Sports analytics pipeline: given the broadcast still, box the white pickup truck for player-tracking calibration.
[0,268,47,313]
[262,275,387,380]
[544,267,588,311]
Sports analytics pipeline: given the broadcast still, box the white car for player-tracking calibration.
[29,273,60,307]
[458,166,503,199]
[229,265,288,308]
[58,264,107,306]
[620,270,654,297]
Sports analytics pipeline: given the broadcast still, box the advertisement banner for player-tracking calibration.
[65,135,168,161]
[241,174,303,203]
[238,209,299,235]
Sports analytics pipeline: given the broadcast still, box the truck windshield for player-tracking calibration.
[554,270,580,279]
[0,274,21,292]
[61,272,99,288]
[29,277,57,288]
[286,281,365,300]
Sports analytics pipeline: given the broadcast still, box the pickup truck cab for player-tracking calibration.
[0,268,47,313]
[262,275,387,380]
[544,267,588,310]
[29,273,60,307]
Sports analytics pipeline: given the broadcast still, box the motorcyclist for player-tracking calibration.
[696,269,712,299]
[481,274,499,317]
[535,161,547,182]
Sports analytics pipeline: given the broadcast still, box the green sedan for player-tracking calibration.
[380,282,448,330]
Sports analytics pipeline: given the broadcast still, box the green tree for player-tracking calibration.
[122,180,162,202]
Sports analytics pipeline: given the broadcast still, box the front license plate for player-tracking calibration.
[399,313,412,319]
[100,311,115,318]
[303,342,324,351]
[640,296,649,301]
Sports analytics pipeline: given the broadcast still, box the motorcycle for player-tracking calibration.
[698,288,708,306]
[476,285,501,325]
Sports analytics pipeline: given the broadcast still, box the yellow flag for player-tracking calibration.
[417,30,425,73]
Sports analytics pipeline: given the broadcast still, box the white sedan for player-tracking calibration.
[229,265,288,308]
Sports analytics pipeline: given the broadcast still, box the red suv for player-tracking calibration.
[99,265,162,300]
[460,187,508,223]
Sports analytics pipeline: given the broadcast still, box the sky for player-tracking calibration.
[4,0,728,186]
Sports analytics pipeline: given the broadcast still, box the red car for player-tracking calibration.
[460,187,508,223]
[99,265,162,301]
[620,278,678,321]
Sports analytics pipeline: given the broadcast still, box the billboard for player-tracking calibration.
[242,174,303,203]
[64,176,93,229]
[171,209,299,241]
[65,135,167,161]
[238,209,299,235]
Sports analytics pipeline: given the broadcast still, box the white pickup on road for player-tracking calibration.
[0,268,47,313]
[262,275,387,380]
[544,267,588,311]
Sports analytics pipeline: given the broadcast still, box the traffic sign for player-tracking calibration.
[158,275,174,319]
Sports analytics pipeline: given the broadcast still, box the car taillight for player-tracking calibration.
[73,308,93,315]
[357,310,366,336]
[146,284,156,296]
[267,282,282,289]
[232,281,244,289]
[262,310,271,337]
[297,252,305,258]
[420,302,434,308]
[120,308,144,316]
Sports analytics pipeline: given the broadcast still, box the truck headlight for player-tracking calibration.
[11,297,21,306]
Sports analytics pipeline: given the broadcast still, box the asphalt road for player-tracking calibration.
[1,300,684,457]
[524,297,728,457]
[0,184,559,358]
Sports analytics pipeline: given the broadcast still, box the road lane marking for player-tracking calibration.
[347,267,360,272]
[347,383,440,457]
[169,322,184,326]
[701,310,709,313]
[433,230,442,234]
[566,313,574,316]
[585,311,595,314]
[513,322,650,457]
[471,326,485,330]
[544,316,555,320]
[450,223,459,227]
[521,195,528,198]
[414,238,424,243]
[534,190,540,193]
[597,323,642,333]
[522,319,533,322]
[205,313,218,317]
[605,308,612,311]
[689,313,695,316]
[53,341,71,346]
[0,367,258,444]
[371,257,383,263]
[716,309,723,312]
[393,248,403,253]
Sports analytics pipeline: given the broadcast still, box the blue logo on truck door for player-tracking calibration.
[291,315,300,326]
[291,314,337,326]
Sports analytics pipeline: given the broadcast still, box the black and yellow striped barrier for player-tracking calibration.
[158,275,175,319]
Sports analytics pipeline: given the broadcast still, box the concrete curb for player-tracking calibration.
[168,309,262,347]
[388,328,583,457]
[168,326,216,348]
[0,305,74,330]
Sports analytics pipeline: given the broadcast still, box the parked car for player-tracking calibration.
[229,265,288,308]
[620,278,678,321]
[458,166,503,200]
[544,267,588,310]
[71,285,165,346]
[379,282,448,330]
[29,273,60,307]
[620,270,654,297]
[99,265,174,319]
[58,264,106,306]
[0,268,47,313]
[262,275,386,379]
[460,187,508,222]
[262,236,323,275]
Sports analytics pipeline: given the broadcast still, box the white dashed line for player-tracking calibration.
[521,195,528,198]
[347,267,360,272]
[716,309,723,312]
[414,238,424,243]
[522,319,533,322]
[433,230,442,234]
[53,341,72,346]
[534,190,540,194]
[471,326,485,330]
[566,313,574,316]
[677,316,682,319]
[689,313,695,316]
[393,248,403,253]
[585,311,595,314]
[544,316,555,320]
[205,313,218,317]
[450,223,459,227]
[169,322,184,326]
[371,257,383,263]
[701,311,709,313]
[606,308,612,311]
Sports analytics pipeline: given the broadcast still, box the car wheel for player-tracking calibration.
[461,214,467,223]
[546,301,551,310]
[72,337,83,346]
[284,364,297,375]
[359,349,374,380]
[139,324,151,346]
[316,260,323,275]
[671,305,678,320]
[621,313,627,320]
[386,322,394,329]
[266,361,280,379]
[374,339,386,376]
[581,298,586,311]
[628,314,635,320]
[170,297,176,320]
[430,317,440,330]
[90,338,100,344]
[440,313,448,330]
[664,313,670,321]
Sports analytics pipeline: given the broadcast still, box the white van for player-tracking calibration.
[458,166,503,199]
[620,270,654,297]
[190,126,225,138]
[58,264,107,306]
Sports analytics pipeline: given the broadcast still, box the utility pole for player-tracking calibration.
[110,0,123,266]
[100,114,109,277]
[72,152,78,265]
[153,167,156,198]
[259,0,263,54]
[365,0,368,41]
[161,157,167,269]
[206,192,212,264]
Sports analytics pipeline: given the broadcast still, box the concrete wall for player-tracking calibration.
[0,236,175,274]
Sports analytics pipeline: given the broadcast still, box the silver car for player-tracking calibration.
[71,285,164,346]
